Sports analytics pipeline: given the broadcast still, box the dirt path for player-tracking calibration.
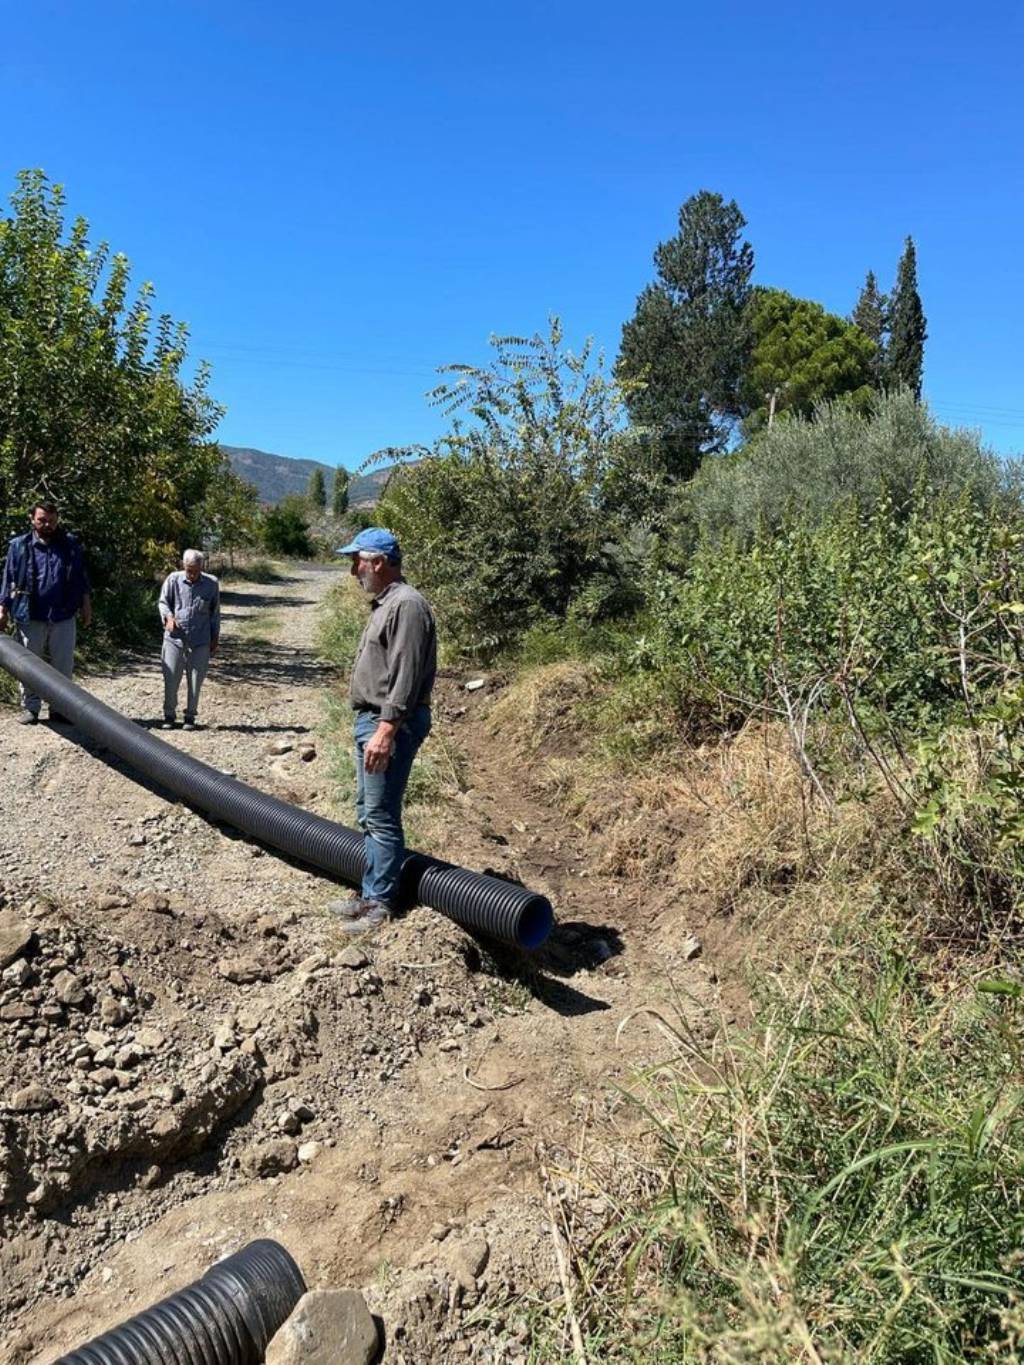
[0,566,715,1363]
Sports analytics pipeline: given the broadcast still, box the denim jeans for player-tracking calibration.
[17,617,76,714]
[354,704,431,906]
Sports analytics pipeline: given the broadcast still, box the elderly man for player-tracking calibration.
[0,501,92,724]
[158,549,220,731]
[329,527,436,934]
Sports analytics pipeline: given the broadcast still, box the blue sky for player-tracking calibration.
[2,0,1022,465]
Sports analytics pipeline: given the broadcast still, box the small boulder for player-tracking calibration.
[240,1139,298,1178]
[52,969,89,1007]
[217,957,266,985]
[265,1289,378,1365]
[0,913,34,971]
[10,1083,57,1113]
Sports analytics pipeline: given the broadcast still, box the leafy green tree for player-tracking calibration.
[199,466,262,566]
[0,170,223,587]
[741,288,877,432]
[887,237,927,398]
[374,318,637,657]
[262,495,313,557]
[307,467,326,508]
[616,190,754,479]
[332,465,349,518]
[851,270,888,385]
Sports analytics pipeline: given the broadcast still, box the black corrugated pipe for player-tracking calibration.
[56,1238,306,1364]
[0,636,553,949]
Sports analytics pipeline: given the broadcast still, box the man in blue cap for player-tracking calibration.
[330,527,437,934]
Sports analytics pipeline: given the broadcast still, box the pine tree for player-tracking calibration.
[851,270,888,387]
[307,467,326,508]
[616,190,754,479]
[332,466,349,518]
[887,238,927,398]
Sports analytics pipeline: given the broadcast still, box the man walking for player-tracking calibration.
[158,549,220,730]
[0,502,92,724]
[330,528,436,935]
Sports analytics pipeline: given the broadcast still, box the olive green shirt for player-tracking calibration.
[349,579,436,723]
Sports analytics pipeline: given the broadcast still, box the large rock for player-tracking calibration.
[10,1083,57,1113]
[0,913,33,970]
[265,1290,378,1365]
[240,1138,298,1178]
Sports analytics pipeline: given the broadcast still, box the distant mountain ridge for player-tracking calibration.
[222,445,393,507]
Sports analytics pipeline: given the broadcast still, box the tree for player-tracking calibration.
[332,465,349,518]
[616,190,754,479]
[887,237,926,398]
[0,170,223,585]
[262,495,313,557]
[851,270,888,386]
[742,289,877,433]
[307,467,326,508]
[199,466,262,566]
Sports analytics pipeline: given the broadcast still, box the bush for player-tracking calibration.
[679,392,1006,551]
[262,495,313,557]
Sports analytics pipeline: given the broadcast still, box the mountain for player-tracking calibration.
[221,446,395,507]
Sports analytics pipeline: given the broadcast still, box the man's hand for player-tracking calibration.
[0,605,8,631]
[80,595,92,628]
[364,720,397,773]
[164,615,176,632]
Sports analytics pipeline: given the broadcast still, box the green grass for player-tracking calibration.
[210,557,287,583]
[532,945,1024,1362]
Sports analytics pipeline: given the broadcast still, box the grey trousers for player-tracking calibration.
[16,618,77,714]
[161,637,210,720]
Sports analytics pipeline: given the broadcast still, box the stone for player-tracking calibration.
[444,1235,490,1289]
[288,1098,315,1122]
[2,959,33,987]
[297,1140,321,1164]
[267,739,294,755]
[100,996,131,1028]
[277,1110,301,1135]
[334,947,369,970]
[464,678,486,692]
[96,893,127,911]
[0,1002,35,1022]
[217,957,266,985]
[0,913,34,970]
[240,1139,298,1178]
[264,1289,378,1365]
[135,1027,165,1050]
[136,891,171,915]
[52,970,89,1006]
[150,1112,183,1140]
[10,1083,57,1113]
[85,1029,109,1050]
[681,934,703,962]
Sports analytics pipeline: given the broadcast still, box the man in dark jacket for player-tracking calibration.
[328,527,437,935]
[0,502,92,724]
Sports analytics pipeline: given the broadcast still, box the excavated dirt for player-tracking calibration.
[0,565,716,1364]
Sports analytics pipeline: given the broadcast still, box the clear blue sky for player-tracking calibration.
[3,0,1022,465]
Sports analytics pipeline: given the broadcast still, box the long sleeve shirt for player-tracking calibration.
[0,530,91,623]
[158,571,221,647]
[349,580,436,723]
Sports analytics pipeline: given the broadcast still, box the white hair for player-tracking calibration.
[182,549,205,566]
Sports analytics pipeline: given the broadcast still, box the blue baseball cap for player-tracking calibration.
[335,527,402,563]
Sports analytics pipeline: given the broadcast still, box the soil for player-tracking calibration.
[0,565,717,1364]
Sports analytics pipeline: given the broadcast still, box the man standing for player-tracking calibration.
[330,528,436,935]
[0,502,92,724]
[158,549,220,731]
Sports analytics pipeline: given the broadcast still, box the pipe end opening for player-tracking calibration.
[516,898,554,950]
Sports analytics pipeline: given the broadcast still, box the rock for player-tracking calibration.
[85,1029,109,1050]
[136,891,171,915]
[464,678,486,692]
[277,1110,301,1135]
[52,969,89,1006]
[334,947,369,970]
[136,1027,165,1050]
[240,1139,298,1178]
[150,1112,183,1141]
[297,743,317,762]
[267,739,294,755]
[217,957,266,985]
[100,996,131,1028]
[288,1099,315,1122]
[115,1043,145,1068]
[265,1289,378,1365]
[10,1083,57,1113]
[0,1002,35,1022]
[213,1022,238,1053]
[2,958,33,987]
[444,1235,491,1289]
[255,915,281,938]
[297,1140,321,1164]
[681,934,703,961]
[128,834,147,847]
[92,1067,119,1090]
[96,893,127,911]
[0,913,34,970]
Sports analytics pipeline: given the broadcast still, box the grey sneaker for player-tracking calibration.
[328,895,370,920]
[337,900,393,935]
[16,709,39,725]
[182,719,198,732]
[160,716,176,730]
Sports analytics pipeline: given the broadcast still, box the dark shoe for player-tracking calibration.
[182,719,198,732]
[16,709,39,725]
[160,716,176,730]
[49,711,71,724]
[337,900,394,935]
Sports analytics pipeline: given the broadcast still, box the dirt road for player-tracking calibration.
[0,565,713,1363]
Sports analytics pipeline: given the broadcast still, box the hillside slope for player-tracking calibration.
[222,445,395,506]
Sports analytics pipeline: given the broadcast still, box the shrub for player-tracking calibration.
[262,495,313,558]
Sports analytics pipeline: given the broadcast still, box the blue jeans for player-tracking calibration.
[354,705,431,906]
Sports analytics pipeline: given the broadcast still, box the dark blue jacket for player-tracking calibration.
[1,530,91,625]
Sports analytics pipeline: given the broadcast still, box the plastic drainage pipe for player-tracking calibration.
[0,636,553,949]
[56,1238,306,1364]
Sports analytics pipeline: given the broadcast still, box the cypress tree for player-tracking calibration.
[332,466,349,518]
[887,238,927,398]
[308,467,326,509]
[851,270,888,387]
